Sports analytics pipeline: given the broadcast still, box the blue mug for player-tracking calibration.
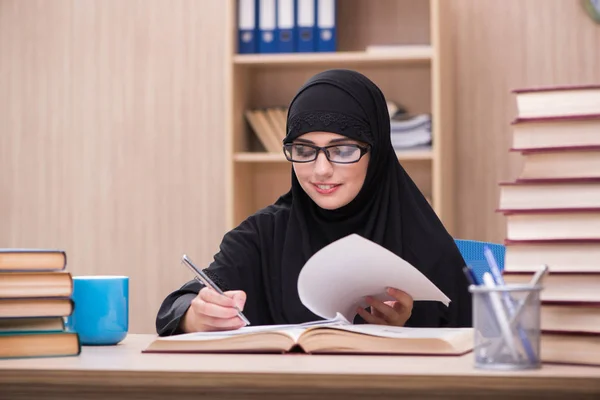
[66,275,129,345]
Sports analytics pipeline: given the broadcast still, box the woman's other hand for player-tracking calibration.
[356,287,413,327]
[181,287,247,332]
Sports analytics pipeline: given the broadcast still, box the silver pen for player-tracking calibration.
[181,254,250,326]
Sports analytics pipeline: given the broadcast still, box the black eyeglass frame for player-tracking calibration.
[282,143,371,164]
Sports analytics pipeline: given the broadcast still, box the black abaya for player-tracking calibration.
[156,69,471,336]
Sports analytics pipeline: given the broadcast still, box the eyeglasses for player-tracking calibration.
[283,143,370,164]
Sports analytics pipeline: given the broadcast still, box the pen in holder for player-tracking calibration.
[469,277,544,370]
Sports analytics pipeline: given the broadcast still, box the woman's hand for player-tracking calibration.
[356,287,413,327]
[181,287,247,332]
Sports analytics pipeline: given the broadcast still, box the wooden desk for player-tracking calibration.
[1,334,599,399]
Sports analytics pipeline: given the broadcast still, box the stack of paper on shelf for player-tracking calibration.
[387,101,432,151]
[245,107,287,153]
[498,84,600,366]
[0,249,80,359]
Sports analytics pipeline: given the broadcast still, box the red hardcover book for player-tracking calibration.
[509,146,600,180]
[498,179,600,210]
[503,271,600,303]
[510,115,600,150]
[541,301,600,335]
[512,84,600,119]
[510,144,600,154]
[498,208,600,241]
[511,113,600,124]
[512,84,600,93]
[541,330,600,367]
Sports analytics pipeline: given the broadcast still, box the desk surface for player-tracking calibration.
[1,334,600,399]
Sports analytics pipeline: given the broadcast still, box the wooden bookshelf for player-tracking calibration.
[233,46,433,66]
[225,0,455,234]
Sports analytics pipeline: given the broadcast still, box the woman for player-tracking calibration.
[156,69,471,335]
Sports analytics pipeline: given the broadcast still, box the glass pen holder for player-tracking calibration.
[469,283,543,370]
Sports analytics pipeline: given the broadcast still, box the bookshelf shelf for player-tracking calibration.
[233,149,434,163]
[233,46,433,67]
[225,0,455,234]
[233,152,286,162]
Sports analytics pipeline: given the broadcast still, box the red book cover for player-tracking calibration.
[542,300,600,306]
[502,270,600,276]
[497,207,600,215]
[541,330,600,337]
[512,177,600,184]
[512,84,600,94]
[509,145,600,154]
[504,238,600,245]
[511,114,600,124]
[500,178,600,186]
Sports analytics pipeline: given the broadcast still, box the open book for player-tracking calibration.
[144,313,473,355]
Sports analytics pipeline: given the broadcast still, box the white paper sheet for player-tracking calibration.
[297,234,451,321]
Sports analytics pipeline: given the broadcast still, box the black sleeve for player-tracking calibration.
[155,280,201,336]
[155,216,263,336]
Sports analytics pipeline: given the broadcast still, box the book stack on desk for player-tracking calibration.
[0,249,80,359]
[497,84,600,366]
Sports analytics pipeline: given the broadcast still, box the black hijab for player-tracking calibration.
[276,69,471,326]
[155,69,471,335]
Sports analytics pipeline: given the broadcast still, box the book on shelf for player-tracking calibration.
[511,114,600,150]
[503,239,600,273]
[512,84,600,119]
[498,179,600,210]
[0,249,66,272]
[244,108,285,153]
[499,208,600,241]
[145,234,471,355]
[144,319,473,355]
[514,146,600,181]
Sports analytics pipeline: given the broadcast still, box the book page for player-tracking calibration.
[297,234,451,321]
[317,324,472,340]
[156,313,350,343]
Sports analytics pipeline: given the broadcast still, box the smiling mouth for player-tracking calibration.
[312,183,341,195]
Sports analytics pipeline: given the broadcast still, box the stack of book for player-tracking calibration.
[0,249,80,359]
[498,84,600,366]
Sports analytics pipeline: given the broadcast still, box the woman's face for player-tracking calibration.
[291,132,370,210]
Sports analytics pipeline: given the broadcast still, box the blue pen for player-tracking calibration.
[462,265,500,332]
[483,246,536,363]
